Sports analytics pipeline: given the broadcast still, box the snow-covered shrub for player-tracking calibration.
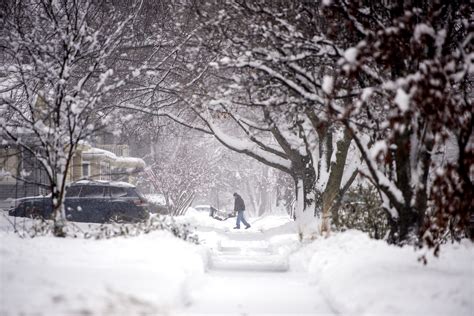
[144,194,170,215]
[6,215,199,244]
[336,185,389,240]
[85,216,199,243]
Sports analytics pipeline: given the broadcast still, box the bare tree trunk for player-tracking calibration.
[293,166,317,217]
[414,132,434,229]
[258,167,270,216]
[331,170,358,230]
[52,187,67,237]
[244,181,258,217]
[321,128,352,234]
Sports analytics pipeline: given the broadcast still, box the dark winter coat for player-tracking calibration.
[234,194,246,212]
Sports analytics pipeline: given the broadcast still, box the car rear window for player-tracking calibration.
[65,186,81,197]
[110,187,139,198]
[127,188,139,198]
[79,186,105,198]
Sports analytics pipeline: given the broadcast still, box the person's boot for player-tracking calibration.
[233,226,240,229]
[245,225,251,229]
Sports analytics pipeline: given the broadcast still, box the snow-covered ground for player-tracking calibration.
[0,215,207,315]
[1,211,472,315]
[291,231,473,316]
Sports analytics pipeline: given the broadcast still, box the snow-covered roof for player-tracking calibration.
[82,147,117,161]
[115,156,146,169]
[77,140,92,151]
[82,146,145,169]
[71,179,135,188]
[110,181,136,188]
[73,179,109,185]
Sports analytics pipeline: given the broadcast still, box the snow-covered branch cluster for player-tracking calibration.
[0,0,136,235]
[324,0,472,246]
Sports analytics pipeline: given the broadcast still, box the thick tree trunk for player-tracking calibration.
[321,128,352,234]
[292,157,319,238]
[292,155,317,215]
[395,131,414,242]
[387,126,433,244]
[330,170,358,229]
[414,134,434,229]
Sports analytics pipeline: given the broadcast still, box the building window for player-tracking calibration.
[100,162,110,180]
[82,162,90,178]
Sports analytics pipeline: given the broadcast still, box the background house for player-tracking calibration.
[79,145,145,183]
[0,141,145,210]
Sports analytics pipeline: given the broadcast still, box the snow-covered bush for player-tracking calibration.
[144,194,170,215]
[337,185,389,240]
[87,216,199,243]
[5,214,199,244]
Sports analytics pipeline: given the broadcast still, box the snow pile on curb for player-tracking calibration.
[293,230,473,316]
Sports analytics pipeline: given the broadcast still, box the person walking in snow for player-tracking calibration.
[233,192,251,229]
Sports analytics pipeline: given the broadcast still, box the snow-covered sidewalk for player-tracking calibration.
[176,227,335,315]
[179,270,335,315]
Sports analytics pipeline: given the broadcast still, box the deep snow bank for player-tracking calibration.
[291,230,473,316]
[0,216,207,315]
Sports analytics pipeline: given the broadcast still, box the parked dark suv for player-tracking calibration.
[8,180,149,223]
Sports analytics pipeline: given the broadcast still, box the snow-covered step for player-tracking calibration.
[210,240,288,272]
[209,253,289,272]
[217,240,273,253]
[218,246,274,255]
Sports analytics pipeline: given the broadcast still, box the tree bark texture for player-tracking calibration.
[321,128,353,233]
